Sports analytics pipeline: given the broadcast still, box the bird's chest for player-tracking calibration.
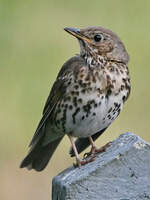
[54,64,130,137]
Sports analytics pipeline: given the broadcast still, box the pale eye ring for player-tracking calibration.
[94,34,103,42]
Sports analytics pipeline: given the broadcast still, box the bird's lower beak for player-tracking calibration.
[64,27,90,43]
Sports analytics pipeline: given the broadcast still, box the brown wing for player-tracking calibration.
[29,55,85,147]
[20,56,86,171]
[29,75,68,147]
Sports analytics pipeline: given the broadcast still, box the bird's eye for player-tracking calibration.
[94,34,103,42]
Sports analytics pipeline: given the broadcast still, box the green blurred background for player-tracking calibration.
[1,0,150,199]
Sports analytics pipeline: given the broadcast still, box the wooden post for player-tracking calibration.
[52,133,150,200]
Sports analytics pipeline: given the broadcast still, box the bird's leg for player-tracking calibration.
[89,136,97,154]
[83,136,97,159]
[68,135,81,167]
[84,136,112,159]
[68,135,95,167]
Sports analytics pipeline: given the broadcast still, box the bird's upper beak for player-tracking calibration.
[64,27,90,43]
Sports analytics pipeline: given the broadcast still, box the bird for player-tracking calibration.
[20,26,130,171]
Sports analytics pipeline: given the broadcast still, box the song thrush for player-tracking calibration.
[20,26,130,171]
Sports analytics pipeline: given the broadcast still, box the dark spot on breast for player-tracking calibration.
[110,84,114,89]
[78,98,82,103]
[94,103,97,108]
[99,57,104,63]
[65,104,68,108]
[107,75,111,80]
[122,95,126,102]
[107,114,111,119]
[80,74,84,79]
[72,107,80,124]
[91,59,95,65]
[81,116,85,120]
[75,91,79,96]
[73,97,77,107]
[97,88,103,94]
[80,68,85,73]
[110,66,114,72]
[90,100,95,104]
[93,112,96,116]
[85,74,90,81]
[87,82,91,86]
[83,103,91,113]
[88,87,92,91]
[81,89,86,94]
[118,103,121,108]
[122,78,126,83]
[78,80,83,86]
[82,83,87,88]
[120,70,124,74]
[74,85,79,90]
[125,84,130,91]
[69,105,73,110]
[106,89,112,98]
[121,85,124,91]
[114,102,118,107]
[112,79,116,83]
[108,107,112,113]
[116,68,119,74]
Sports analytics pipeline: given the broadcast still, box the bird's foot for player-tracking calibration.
[94,141,112,154]
[83,141,112,159]
[73,142,112,168]
[73,154,96,168]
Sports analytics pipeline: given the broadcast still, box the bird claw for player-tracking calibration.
[73,142,112,168]
[94,141,112,153]
[83,141,112,159]
[83,152,92,159]
[73,154,96,168]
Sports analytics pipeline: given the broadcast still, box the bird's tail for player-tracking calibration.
[20,136,63,171]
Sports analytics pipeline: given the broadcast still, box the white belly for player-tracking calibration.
[56,91,124,138]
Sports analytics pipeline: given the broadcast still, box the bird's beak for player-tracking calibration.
[64,27,90,43]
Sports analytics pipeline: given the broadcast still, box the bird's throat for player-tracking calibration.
[82,53,106,69]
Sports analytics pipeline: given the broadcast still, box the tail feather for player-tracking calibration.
[20,137,63,171]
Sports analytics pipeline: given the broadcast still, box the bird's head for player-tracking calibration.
[64,26,129,65]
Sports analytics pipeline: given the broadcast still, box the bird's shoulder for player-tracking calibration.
[57,55,86,78]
